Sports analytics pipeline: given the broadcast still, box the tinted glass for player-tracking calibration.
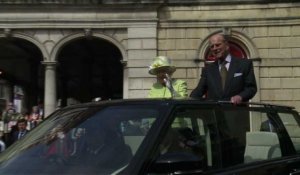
[0,105,159,175]
[220,108,283,167]
[153,106,217,171]
[278,112,300,153]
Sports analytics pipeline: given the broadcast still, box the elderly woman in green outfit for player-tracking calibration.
[146,56,188,128]
[148,56,188,98]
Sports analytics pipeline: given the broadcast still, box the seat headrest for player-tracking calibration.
[246,132,279,146]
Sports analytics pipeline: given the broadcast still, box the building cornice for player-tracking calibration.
[0,0,297,5]
[159,18,300,28]
[0,20,158,29]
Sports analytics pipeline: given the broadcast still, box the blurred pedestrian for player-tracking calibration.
[2,102,22,144]
[0,139,5,152]
[28,106,42,130]
[11,118,28,144]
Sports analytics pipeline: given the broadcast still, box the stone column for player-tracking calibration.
[43,61,57,117]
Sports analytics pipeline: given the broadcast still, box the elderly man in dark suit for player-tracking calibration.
[190,33,257,104]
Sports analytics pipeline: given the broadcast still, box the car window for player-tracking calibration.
[121,117,155,154]
[278,112,300,153]
[57,106,158,174]
[0,105,160,175]
[151,105,292,174]
[155,107,217,171]
[221,108,283,168]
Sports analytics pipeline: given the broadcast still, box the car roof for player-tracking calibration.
[59,98,295,111]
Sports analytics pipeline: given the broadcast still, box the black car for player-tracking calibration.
[0,99,300,175]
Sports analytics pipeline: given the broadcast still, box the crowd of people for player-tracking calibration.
[0,102,44,151]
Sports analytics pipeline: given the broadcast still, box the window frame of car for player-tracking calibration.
[214,104,299,167]
[217,104,300,175]
[144,103,221,174]
[0,101,172,175]
[144,102,300,175]
[117,101,177,175]
[276,109,300,153]
[266,107,298,156]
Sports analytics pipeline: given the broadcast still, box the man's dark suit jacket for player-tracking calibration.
[11,130,28,143]
[190,57,257,102]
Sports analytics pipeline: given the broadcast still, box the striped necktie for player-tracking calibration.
[220,61,227,90]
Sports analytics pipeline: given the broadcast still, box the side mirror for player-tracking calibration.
[151,152,204,174]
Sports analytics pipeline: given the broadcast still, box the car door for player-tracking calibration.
[211,105,300,175]
[144,103,300,175]
[145,104,222,174]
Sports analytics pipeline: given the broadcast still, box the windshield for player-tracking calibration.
[0,104,159,175]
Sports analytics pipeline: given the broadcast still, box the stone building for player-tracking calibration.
[0,0,299,116]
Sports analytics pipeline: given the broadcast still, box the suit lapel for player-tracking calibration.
[210,62,223,95]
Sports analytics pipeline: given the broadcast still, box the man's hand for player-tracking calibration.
[231,95,242,105]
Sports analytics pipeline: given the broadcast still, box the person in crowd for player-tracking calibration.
[0,137,5,152]
[148,56,188,98]
[70,128,87,157]
[11,118,29,144]
[190,33,257,104]
[2,102,21,128]
[44,125,71,164]
[37,102,44,120]
[2,102,22,144]
[28,105,42,130]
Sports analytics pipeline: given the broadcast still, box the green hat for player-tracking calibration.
[148,56,176,75]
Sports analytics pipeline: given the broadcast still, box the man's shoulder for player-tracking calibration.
[232,57,252,63]
[232,57,253,67]
[203,61,218,70]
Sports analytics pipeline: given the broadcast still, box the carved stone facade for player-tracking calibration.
[0,1,299,115]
